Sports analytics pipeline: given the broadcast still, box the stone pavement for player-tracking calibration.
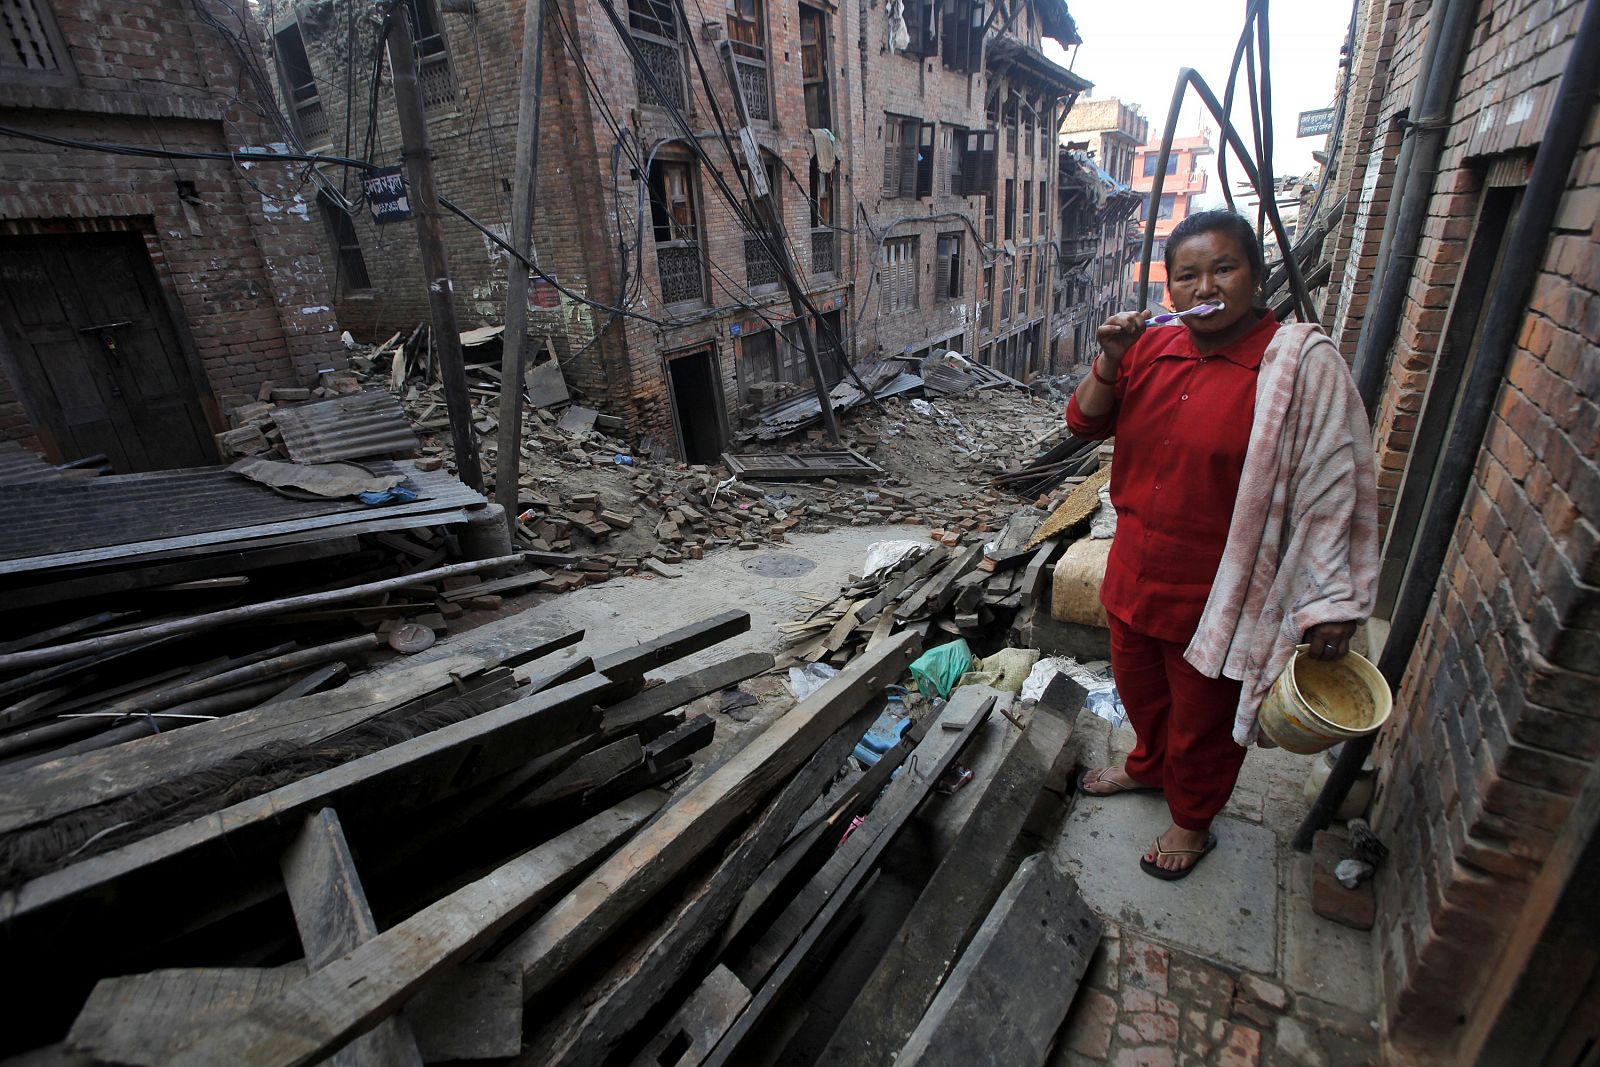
[1046,710,1383,1067]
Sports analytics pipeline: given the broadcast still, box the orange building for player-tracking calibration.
[1128,132,1214,306]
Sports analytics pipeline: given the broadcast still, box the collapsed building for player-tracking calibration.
[1056,95,1146,367]
[261,0,1090,459]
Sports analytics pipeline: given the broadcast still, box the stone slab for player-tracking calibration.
[1282,852,1378,1015]
[1053,793,1278,974]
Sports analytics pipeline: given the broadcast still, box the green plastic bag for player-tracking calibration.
[909,638,974,699]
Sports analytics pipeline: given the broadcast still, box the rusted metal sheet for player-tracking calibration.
[272,392,419,464]
[721,448,884,480]
[0,461,484,574]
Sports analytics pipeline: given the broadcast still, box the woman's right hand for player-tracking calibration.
[1096,310,1151,363]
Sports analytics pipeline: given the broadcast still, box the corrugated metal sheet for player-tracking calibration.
[0,461,484,574]
[0,441,62,486]
[272,392,419,463]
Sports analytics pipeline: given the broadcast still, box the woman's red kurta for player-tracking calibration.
[1066,311,1280,643]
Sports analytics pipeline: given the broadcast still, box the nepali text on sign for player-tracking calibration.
[1296,108,1335,138]
[363,167,412,224]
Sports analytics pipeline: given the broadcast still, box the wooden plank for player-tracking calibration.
[524,703,875,1067]
[817,678,1084,1065]
[699,695,995,1067]
[592,610,751,684]
[0,628,579,835]
[645,714,714,770]
[517,736,644,809]
[599,651,772,738]
[0,673,611,958]
[280,809,425,1067]
[0,537,360,613]
[496,632,923,1006]
[1020,537,1061,606]
[64,963,519,1066]
[0,555,522,673]
[856,544,948,623]
[894,855,1101,1067]
[164,794,664,1067]
[821,599,868,652]
[439,569,551,601]
[895,542,983,622]
[627,965,751,1067]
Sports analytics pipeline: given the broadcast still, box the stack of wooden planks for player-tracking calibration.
[1,601,1102,1067]
[777,523,1068,665]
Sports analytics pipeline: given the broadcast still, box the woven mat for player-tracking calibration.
[1028,465,1111,548]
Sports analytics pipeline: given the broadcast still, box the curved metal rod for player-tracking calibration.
[1218,0,1268,215]
[1138,68,1316,323]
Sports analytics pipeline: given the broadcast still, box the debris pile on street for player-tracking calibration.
[0,596,1103,1067]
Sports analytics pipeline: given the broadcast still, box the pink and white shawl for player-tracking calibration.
[1183,323,1380,746]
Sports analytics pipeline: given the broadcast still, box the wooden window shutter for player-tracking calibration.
[915,122,935,199]
[979,129,998,196]
[935,238,952,301]
[898,120,919,199]
[883,120,899,197]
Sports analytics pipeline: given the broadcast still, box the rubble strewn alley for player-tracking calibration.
[1,0,1597,1064]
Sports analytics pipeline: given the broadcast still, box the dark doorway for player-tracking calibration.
[0,231,215,472]
[667,347,726,464]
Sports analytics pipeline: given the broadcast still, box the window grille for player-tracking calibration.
[1,0,73,85]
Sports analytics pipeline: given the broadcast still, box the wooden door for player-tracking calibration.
[0,232,215,472]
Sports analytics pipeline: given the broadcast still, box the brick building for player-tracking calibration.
[1128,130,1212,306]
[268,0,1088,460]
[1310,0,1600,1060]
[1057,95,1146,367]
[0,0,345,472]
[852,0,1089,381]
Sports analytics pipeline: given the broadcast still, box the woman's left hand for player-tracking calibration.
[1303,621,1358,661]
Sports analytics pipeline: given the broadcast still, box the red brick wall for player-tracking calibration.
[0,0,344,450]
[1321,0,1599,1059]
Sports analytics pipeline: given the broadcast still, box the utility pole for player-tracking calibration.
[495,0,546,531]
[384,4,484,492]
[715,41,840,445]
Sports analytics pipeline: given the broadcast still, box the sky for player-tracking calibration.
[1042,1,1356,206]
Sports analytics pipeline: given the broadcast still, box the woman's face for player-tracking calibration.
[1165,230,1258,337]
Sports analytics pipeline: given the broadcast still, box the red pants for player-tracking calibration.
[1109,613,1248,831]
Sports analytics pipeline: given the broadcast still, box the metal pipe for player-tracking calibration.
[1350,0,1479,414]
[1294,0,1600,850]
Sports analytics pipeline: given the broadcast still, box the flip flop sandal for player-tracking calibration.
[1076,767,1163,798]
[1139,832,1219,882]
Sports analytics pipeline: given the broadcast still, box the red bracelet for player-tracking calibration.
[1092,356,1119,386]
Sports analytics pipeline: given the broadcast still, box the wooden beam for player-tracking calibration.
[591,610,752,685]
[895,543,983,622]
[817,678,1084,1065]
[497,632,923,1006]
[894,855,1101,1067]
[0,673,611,958]
[66,965,520,1066]
[525,702,877,1067]
[699,695,994,1067]
[280,809,425,1067]
[0,556,522,673]
[599,651,772,739]
[0,629,580,835]
[164,793,664,1067]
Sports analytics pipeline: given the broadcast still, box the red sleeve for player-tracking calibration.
[1066,390,1115,440]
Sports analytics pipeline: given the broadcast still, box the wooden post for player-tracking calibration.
[385,6,484,492]
[495,0,547,529]
[715,41,840,445]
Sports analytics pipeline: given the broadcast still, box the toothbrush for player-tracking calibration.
[1148,302,1225,325]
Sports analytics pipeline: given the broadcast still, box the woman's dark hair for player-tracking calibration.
[1162,209,1266,282]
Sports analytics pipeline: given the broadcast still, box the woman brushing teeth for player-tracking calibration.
[1065,210,1377,880]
